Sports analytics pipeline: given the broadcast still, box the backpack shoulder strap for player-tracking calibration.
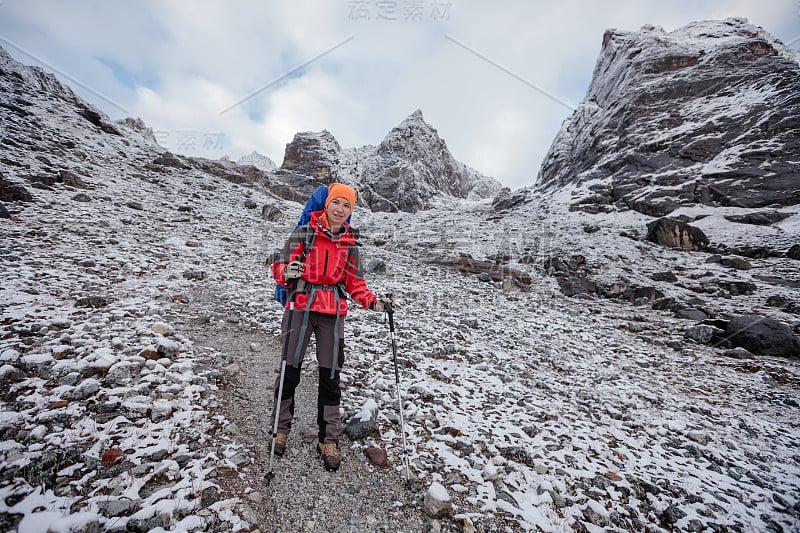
[298,223,317,260]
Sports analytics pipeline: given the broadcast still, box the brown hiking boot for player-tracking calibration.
[272,433,288,457]
[317,442,341,471]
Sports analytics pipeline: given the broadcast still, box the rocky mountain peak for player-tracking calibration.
[274,111,501,212]
[377,109,446,159]
[537,17,800,216]
[236,151,278,172]
[348,110,501,211]
[279,130,342,182]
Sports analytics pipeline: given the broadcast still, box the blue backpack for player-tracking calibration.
[273,185,351,305]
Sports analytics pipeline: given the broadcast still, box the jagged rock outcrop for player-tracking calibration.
[275,111,502,212]
[352,110,502,212]
[279,130,342,182]
[0,47,124,138]
[536,18,800,216]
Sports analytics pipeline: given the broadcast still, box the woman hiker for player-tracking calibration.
[270,183,392,471]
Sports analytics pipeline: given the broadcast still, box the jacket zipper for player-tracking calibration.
[323,250,329,276]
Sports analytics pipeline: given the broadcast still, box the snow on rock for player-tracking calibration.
[424,481,453,519]
[235,151,278,172]
[273,110,502,212]
[536,18,800,216]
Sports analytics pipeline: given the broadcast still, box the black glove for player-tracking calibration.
[284,260,304,281]
[373,295,394,313]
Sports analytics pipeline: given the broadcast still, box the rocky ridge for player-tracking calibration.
[534,18,800,216]
[490,18,800,360]
[277,110,503,212]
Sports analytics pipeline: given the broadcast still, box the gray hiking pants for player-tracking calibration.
[271,309,345,443]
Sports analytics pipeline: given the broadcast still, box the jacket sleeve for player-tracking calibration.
[272,226,309,286]
[344,243,377,310]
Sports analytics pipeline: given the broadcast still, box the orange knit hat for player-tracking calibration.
[325,183,357,211]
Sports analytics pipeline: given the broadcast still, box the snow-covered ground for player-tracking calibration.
[3,153,798,531]
[1,43,799,531]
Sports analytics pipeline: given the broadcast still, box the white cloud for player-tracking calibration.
[1,0,797,189]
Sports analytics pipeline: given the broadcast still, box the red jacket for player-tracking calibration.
[272,211,377,315]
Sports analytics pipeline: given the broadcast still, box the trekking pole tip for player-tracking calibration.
[264,471,275,484]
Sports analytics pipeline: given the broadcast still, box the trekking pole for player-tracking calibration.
[385,294,411,485]
[265,299,295,485]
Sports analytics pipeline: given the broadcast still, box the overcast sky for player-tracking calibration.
[1,1,798,190]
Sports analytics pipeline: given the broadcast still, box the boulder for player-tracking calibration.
[685,324,725,345]
[557,276,598,297]
[651,271,677,282]
[0,174,33,202]
[630,286,665,302]
[726,314,800,357]
[422,257,532,286]
[675,308,709,321]
[646,218,708,251]
[280,130,341,181]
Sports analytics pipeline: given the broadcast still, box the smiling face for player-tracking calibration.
[326,196,352,230]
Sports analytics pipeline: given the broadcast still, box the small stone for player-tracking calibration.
[138,348,160,360]
[151,322,175,336]
[345,418,379,440]
[156,337,181,358]
[687,431,709,445]
[659,504,687,526]
[722,346,756,359]
[482,462,499,481]
[101,448,126,468]
[70,378,100,400]
[365,447,389,467]
[150,400,173,422]
[0,364,25,383]
[96,497,139,517]
[229,454,250,467]
[582,500,610,527]
[224,363,241,376]
[28,425,47,442]
[423,482,452,519]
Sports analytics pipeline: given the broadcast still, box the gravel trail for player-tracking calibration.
[185,289,429,533]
